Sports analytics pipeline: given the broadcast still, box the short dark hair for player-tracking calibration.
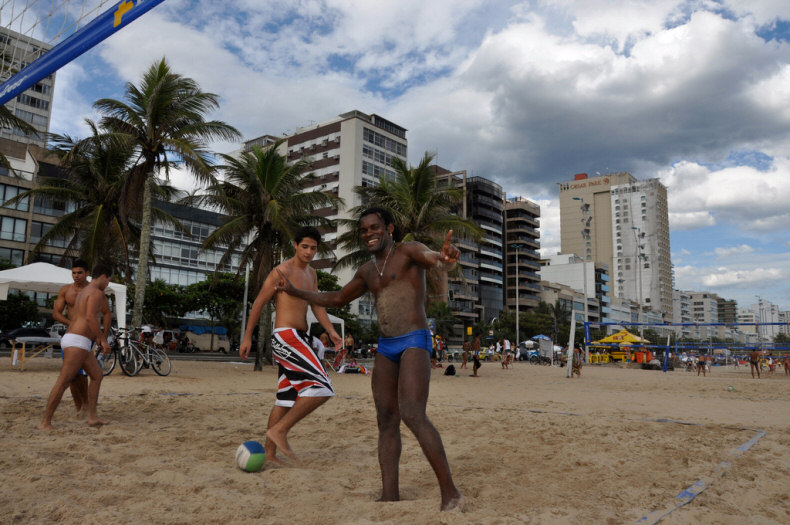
[294,226,321,245]
[72,259,89,271]
[91,263,113,279]
[360,206,394,227]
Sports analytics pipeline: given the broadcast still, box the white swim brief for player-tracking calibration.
[60,333,93,352]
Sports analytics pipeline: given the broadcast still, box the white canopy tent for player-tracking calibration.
[0,262,127,328]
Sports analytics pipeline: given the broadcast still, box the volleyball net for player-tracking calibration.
[583,321,790,360]
[0,0,166,105]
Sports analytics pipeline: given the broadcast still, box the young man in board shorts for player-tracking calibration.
[239,227,342,464]
[277,207,464,511]
[38,264,113,430]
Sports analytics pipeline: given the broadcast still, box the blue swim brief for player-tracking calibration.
[377,329,433,363]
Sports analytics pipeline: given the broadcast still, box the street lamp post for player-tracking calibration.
[632,226,645,339]
[572,197,591,362]
[510,243,525,350]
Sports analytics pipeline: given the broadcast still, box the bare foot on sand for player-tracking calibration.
[37,421,54,431]
[266,428,296,460]
[87,417,110,427]
[441,494,467,512]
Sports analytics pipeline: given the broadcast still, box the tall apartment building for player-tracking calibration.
[559,172,634,273]
[434,167,481,338]
[466,176,505,324]
[610,178,672,319]
[504,197,541,312]
[559,172,672,320]
[244,110,408,318]
[687,291,719,340]
[750,298,781,341]
[0,27,54,147]
[715,295,737,324]
[672,290,693,338]
[778,310,789,337]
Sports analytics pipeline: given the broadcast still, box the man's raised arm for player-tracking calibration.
[276,268,368,308]
[408,230,460,271]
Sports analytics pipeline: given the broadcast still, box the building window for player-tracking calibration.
[0,246,24,266]
[30,220,69,248]
[16,93,49,110]
[1,216,27,242]
[1,184,29,211]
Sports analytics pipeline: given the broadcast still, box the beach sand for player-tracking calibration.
[1,357,788,524]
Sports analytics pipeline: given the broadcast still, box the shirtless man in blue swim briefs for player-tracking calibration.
[276,207,464,511]
[38,264,113,430]
[239,226,342,464]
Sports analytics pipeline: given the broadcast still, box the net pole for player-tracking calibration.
[566,316,576,378]
[0,0,168,105]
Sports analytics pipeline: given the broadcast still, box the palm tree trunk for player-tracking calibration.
[131,176,154,329]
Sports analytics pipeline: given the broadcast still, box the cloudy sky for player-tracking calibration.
[24,0,790,311]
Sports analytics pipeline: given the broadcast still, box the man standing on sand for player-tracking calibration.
[460,339,469,369]
[697,354,707,377]
[52,259,111,416]
[276,207,464,511]
[749,349,761,379]
[39,264,113,430]
[239,226,342,465]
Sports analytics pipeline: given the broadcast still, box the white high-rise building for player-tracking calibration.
[559,173,672,321]
[609,178,672,319]
[0,27,54,147]
[244,110,408,318]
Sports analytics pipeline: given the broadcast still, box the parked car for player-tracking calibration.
[0,327,56,349]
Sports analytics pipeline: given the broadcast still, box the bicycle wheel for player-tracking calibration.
[119,345,143,376]
[95,348,117,376]
[151,348,171,376]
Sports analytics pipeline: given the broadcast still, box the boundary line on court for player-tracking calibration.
[440,403,767,524]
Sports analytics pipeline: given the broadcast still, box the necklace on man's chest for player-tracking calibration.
[374,243,396,277]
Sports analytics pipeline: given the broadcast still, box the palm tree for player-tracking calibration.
[335,151,482,303]
[94,58,241,329]
[0,106,39,170]
[6,121,184,274]
[186,141,342,369]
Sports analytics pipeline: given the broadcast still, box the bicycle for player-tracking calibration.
[121,328,172,377]
[94,329,142,377]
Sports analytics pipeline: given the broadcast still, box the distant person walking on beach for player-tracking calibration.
[571,343,583,378]
[275,207,463,511]
[749,349,761,379]
[784,356,790,376]
[39,264,113,431]
[461,339,469,369]
[239,227,342,463]
[697,355,707,377]
[472,335,481,377]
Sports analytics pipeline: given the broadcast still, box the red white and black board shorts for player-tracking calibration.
[271,328,334,407]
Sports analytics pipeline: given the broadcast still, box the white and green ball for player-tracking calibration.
[236,440,266,472]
